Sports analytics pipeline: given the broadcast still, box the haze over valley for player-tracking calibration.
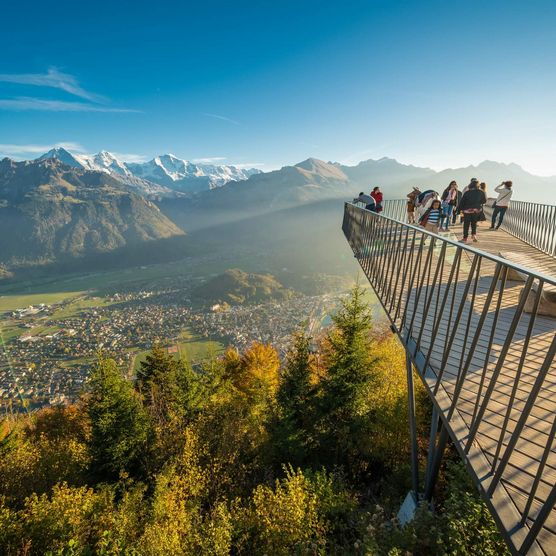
[1,145,553,411]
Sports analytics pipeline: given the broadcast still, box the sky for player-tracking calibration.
[1,0,556,174]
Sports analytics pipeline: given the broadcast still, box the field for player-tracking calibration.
[0,291,87,313]
[132,328,225,372]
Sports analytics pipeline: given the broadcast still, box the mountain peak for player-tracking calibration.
[295,157,323,167]
[293,158,349,182]
[37,147,85,169]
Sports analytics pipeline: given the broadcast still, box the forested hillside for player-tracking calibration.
[0,288,506,555]
[193,269,294,305]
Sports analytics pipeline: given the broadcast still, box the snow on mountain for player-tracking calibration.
[91,150,133,177]
[35,148,174,198]
[127,154,262,190]
[37,147,89,169]
[35,148,262,194]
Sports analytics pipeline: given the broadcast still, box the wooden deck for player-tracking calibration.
[344,205,556,555]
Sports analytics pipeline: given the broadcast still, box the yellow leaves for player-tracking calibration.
[239,468,323,556]
[139,430,233,555]
[16,483,112,554]
[224,342,280,399]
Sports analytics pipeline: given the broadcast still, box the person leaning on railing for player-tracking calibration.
[353,192,376,211]
[456,179,487,243]
[489,181,513,230]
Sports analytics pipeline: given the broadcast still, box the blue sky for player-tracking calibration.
[1,0,556,174]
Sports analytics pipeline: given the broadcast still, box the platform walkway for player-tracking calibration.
[343,202,556,555]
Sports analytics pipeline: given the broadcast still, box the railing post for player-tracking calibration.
[406,350,420,496]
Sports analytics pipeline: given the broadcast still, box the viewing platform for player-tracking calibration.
[343,199,556,555]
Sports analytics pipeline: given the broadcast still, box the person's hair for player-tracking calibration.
[505,181,513,187]
[479,182,486,191]
[359,192,364,196]
[449,181,457,186]
[469,182,478,190]
[373,186,380,191]
[431,200,441,208]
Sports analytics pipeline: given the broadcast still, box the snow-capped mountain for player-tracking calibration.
[37,148,174,197]
[37,148,88,169]
[35,148,261,194]
[91,150,133,177]
[127,154,261,191]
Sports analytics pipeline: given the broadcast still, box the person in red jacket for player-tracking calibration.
[370,186,383,213]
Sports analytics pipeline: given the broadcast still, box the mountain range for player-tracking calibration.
[0,150,554,278]
[0,157,184,268]
[37,147,262,196]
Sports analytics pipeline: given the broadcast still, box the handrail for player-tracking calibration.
[484,199,556,258]
[350,201,556,285]
[343,202,556,555]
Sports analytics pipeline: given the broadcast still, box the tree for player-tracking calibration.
[87,357,150,481]
[137,345,180,417]
[275,329,317,466]
[316,285,378,472]
[222,342,280,404]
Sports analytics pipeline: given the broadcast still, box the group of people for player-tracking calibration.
[354,179,514,245]
[416,179,513,243]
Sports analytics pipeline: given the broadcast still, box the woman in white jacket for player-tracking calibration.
[490,181,513,230]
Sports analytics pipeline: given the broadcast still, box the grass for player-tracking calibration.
[0,323,24,342]
[0,291,86,313]
[133,328,225,372]
[49,296,113,320]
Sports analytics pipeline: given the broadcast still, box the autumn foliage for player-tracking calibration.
[0,286,506,555]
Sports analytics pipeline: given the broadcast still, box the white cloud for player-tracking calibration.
[0,67,106,103]
[203,112,240,125]
[0,142,86,157]
[0,97,140,113]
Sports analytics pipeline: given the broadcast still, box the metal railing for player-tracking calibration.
[353,198,408,222]
[484,200,556,258]
[343,202,556,555]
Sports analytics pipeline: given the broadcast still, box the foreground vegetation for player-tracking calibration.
[0,287,507,555]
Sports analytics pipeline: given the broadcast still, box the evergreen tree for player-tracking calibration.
[316,285,378,471]
[137,345,180,415]
[275,329,316,465]
[138,345,208,423]
[87,357,150,481]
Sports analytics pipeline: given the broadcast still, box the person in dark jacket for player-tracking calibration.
[451,189,463,224]
[456,179,487,243]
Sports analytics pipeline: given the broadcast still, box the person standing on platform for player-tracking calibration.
[406,187,420,223]
[457,181,487,243]
[451,186,463,225]
[477,182,488,225]
[371,186,383,213]
[490,181,513,230]
[440,181,458,231]
[419,199,442,233]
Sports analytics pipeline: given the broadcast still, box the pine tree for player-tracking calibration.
[275,329,316,465]
[87,357,150,481]
[137,345,180,414]
[316,285,377,471]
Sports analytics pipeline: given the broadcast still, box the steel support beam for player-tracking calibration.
[406,351,420,495]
